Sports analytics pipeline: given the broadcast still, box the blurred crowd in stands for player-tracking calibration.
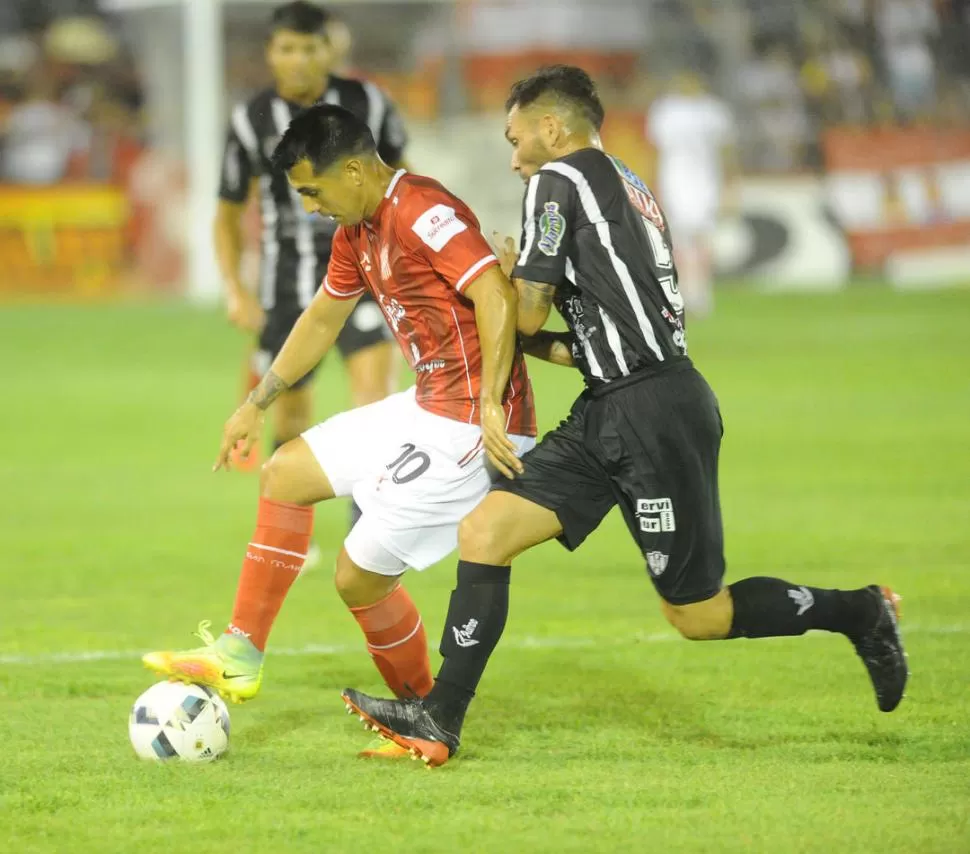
[1,0,967,187]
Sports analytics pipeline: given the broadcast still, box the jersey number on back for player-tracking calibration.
[621,181,673,270]
[619,177,683,313]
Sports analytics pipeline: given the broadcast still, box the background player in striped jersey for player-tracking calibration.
[143,107,536,752]
[341,66,909,766]
[215,2,406,516]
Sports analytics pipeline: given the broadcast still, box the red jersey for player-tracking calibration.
[325,170,536,437]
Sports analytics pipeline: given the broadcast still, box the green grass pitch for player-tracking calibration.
[1,288,968,853]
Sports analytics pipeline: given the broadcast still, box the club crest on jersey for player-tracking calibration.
[538,201,565,257]
[646,551,669,577]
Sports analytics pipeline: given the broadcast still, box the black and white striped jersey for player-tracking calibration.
[512,148,687,386]
[218,76,407,312]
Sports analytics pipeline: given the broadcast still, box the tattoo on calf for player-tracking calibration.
[247,370,289,410]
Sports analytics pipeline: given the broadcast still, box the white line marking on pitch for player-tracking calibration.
[0,625,963,667]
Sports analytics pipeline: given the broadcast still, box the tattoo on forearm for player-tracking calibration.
[247,370,289,410]
[518,280,556,314]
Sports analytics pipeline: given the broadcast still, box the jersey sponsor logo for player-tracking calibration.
[661,306,688,353]
[376,294,422,365]
[637,498,676,533]
[360,251,373,273]
[609,155,666,232]
[564,295,597,345]
[412,203,467,252]
[537,201,565,256]
[416,359,446,374]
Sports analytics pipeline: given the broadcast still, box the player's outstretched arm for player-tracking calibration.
[214,197,263,332]
[213,289,359,471]
[518,330,576,368]
[463,267,525,479]
[514,279,555,336]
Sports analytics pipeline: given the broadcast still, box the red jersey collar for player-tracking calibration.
[369,169,407,226]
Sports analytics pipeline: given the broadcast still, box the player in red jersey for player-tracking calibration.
[143,106,536,742]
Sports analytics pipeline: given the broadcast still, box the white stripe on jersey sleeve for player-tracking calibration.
[542,161,664,362]
[362,81,387,143]
[454,254,498,292]
[323,275,365,300]
[271,97,317,310]
[231,103,260,162]
[258,174,279,311]
[516,174,540,268]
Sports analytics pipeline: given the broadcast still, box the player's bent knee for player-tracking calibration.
[259,440,331,504]
[259,451,287,499]
[333,550,398,608]
[457,509,507,565]
[274,389,313,442]
[661,591,732,640]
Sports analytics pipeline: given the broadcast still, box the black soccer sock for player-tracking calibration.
[728,576,880,640]
[424,560,511,733]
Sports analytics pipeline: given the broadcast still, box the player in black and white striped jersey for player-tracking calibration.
[339,66,908,767]
[215,1,406,489]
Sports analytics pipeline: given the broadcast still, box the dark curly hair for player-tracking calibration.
[505,65,605,131]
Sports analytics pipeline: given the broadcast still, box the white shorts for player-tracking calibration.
[302,387,535,576]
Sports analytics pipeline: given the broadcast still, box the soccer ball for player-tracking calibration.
[129,681,230,762]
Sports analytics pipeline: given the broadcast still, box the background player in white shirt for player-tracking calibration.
[647,73,737,317]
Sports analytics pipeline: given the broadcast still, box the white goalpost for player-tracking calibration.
[104,0,457,303]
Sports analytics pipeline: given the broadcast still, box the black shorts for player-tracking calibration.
[257,292,392,390]
[495,358,725,605]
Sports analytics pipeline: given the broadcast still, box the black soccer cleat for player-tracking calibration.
[852,586,908,712]
[341,688,460,767]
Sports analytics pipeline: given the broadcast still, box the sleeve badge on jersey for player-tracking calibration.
[537,201,565,257]
[412,203,468,252]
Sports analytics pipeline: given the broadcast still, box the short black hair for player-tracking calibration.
[272,104,376,175]
[269,1,330,38]
[506,65,605,131]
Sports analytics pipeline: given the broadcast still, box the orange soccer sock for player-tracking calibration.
[226,498,314,651]
[350,585,433,699]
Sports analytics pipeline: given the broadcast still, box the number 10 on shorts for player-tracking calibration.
[637,498,676,533]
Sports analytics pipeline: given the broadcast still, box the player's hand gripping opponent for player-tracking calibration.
[493,233,518,278]
[214,400,265,471]
[481,397,523,480]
